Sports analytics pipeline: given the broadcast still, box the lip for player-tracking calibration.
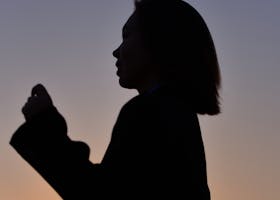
[115,60,121,68]
[116,69,120,76]
[115,60,121,76]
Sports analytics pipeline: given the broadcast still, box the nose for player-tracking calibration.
[113,45,120,59]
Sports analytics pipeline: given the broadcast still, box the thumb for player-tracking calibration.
[31,83,50,97]
[31,84,53,105]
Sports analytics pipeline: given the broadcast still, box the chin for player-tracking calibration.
[119,78,136,90]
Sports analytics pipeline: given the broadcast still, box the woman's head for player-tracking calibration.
[113,0,221,115]
[113,12,160,94]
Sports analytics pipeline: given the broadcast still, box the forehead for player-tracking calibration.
[122,12,138,32]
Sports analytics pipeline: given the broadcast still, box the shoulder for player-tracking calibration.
[117,92,154,119]
[159,91,199,129]
[116,85,200,127]
[119,85,197,117]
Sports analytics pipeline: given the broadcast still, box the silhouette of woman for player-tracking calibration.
[10,0,221,199]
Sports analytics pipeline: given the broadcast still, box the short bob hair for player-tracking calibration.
[134,0,221,115]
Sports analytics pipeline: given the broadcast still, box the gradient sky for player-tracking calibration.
[1,0,279,199]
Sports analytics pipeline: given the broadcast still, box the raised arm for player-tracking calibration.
[10,84,103,199]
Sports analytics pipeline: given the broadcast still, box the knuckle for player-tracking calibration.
[21,106,27,114]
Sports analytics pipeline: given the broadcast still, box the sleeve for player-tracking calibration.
[9,106,105,199]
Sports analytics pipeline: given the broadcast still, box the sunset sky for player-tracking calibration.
[1,0,279,199]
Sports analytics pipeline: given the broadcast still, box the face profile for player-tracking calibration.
[113,12,160,94]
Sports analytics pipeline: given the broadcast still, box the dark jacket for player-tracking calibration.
[10,85,211,199]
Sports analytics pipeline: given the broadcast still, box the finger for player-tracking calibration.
[21,103,33,121]
[27,96,36,102]
[21,104,27,114]
[31,84,50,97]
[21,103,30,116]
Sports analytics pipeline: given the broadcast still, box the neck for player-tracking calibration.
[136,79,161,94]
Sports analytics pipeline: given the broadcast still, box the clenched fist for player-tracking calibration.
[22,84,54,121]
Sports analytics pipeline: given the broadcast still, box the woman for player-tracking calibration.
[10,0,221,199]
